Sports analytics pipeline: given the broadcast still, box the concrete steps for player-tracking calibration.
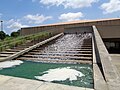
[5,49,21,52]
[32,48,92,51]
[0,52,16,54]
[16,35,93,64]
[26,52,92,57]
[0,33,93,64]
[0,54,11,57]
[17,57,92,64]
[20,55,92,60]
[0,33,63,62]
[30,50,92,54]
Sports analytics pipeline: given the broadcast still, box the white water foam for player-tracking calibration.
[35,67,85,82]
[0,60,23,69]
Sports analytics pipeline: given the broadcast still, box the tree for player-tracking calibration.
[0,31,6,40]
[11,31,20,37]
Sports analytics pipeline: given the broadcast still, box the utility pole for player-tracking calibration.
[0,20,3,31]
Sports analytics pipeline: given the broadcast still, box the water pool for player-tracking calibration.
[0,60,93,88]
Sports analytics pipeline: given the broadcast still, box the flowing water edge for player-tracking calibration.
[0,60,93,88]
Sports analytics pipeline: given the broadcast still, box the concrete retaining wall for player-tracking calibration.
[92,32,108,90]
[92,26,120,90]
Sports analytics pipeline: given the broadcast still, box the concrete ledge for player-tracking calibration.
[92,35,97,64]
[92,36,108,90]
[0,75,94,90]
[0,33,64,62]
[93,64,108,90]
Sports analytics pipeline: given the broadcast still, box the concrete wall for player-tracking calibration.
[96,25,120,39]
[64,26,92,34]
[20,26,64,36]
[20,19,120,39]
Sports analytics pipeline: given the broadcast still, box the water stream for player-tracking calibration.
[34,33,92,60]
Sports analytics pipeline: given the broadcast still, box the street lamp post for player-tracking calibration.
[0,20,3,31]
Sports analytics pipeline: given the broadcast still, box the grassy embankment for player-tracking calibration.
[0,32,54,52]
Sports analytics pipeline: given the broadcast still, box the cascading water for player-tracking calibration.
[34,33,92,60]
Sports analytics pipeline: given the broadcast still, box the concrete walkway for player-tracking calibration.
[0,75,93,90]
[110,54,120,77]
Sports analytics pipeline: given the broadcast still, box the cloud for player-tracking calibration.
[7,19,29,32]
[59,12,83,21]
[39,0,98,8]
[6,14,52,33]
[101,0,120,14]
[24,14,52,24]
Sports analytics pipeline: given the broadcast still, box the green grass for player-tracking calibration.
[0,32,54,52]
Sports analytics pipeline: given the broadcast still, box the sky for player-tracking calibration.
[0,0,120,34]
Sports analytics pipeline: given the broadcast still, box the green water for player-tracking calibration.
[0,61,93,88]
